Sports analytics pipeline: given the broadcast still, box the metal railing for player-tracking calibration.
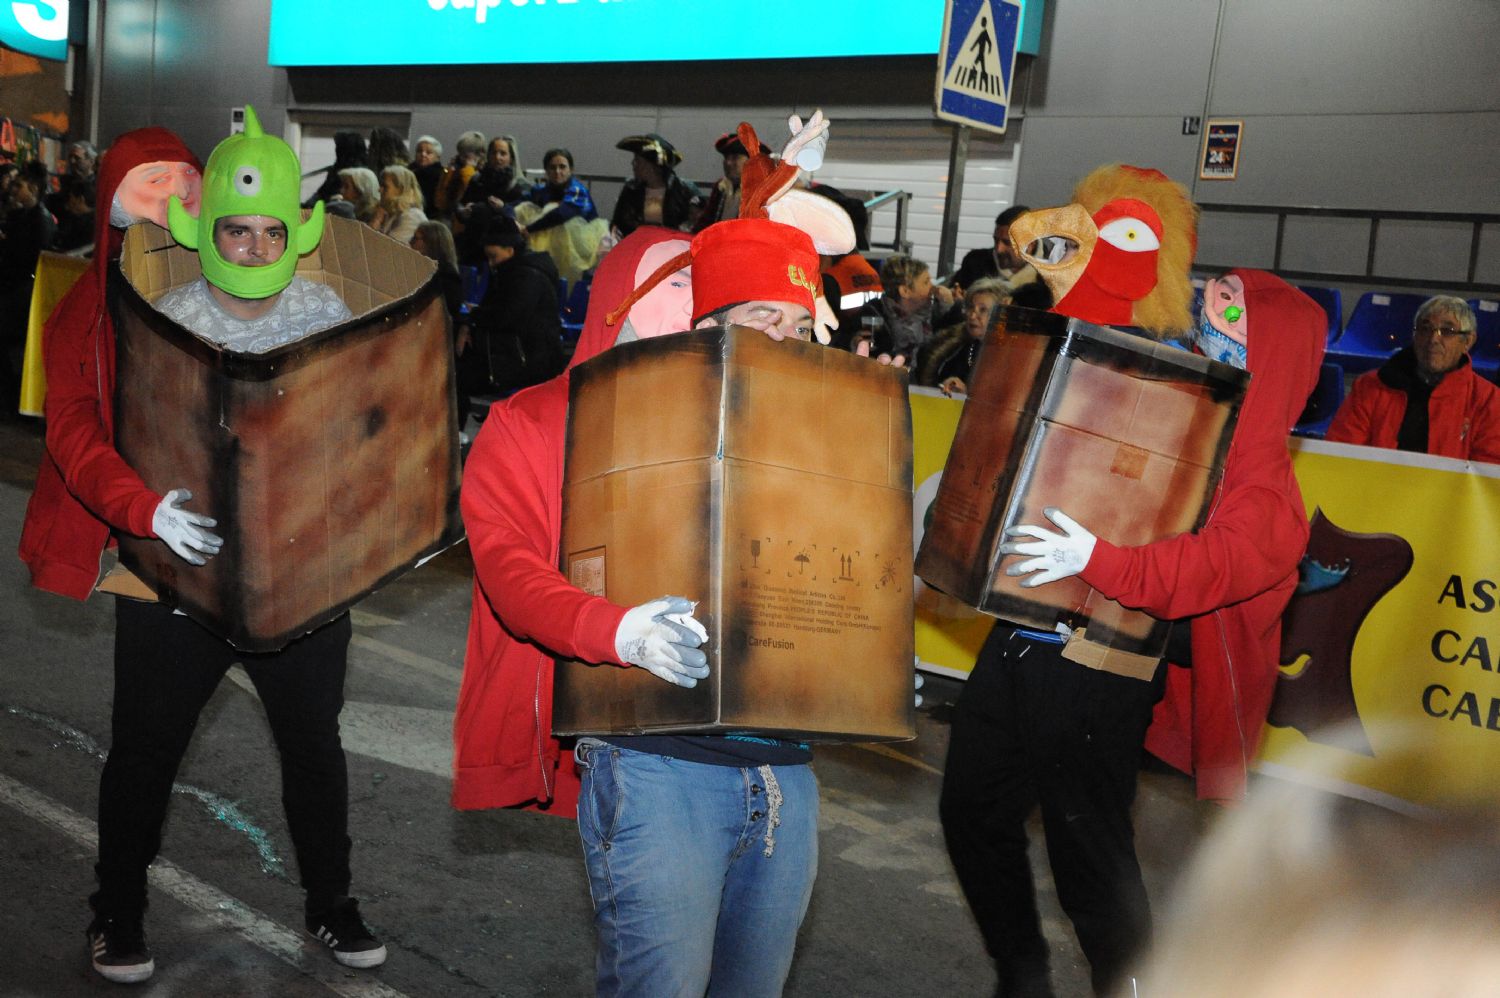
[1195,203,1499,294]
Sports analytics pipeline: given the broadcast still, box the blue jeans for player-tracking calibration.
[575,741,819,998]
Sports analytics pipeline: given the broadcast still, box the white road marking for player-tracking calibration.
[223,673,453,780]
[350,634,462,686]
[0,772,411,998]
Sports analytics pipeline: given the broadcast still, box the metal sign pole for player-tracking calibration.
[937,124,970,279]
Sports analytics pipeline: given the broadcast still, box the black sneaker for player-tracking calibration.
[86,913,154,984]
[305,897,387,968]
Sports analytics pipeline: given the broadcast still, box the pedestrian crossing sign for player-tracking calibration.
[935,0,1023,135]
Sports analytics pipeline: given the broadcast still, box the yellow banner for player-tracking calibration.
[20,251,89,417]
[910,387,994,677]
[1259,438,1500,811]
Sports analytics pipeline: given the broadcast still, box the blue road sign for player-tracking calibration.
[935,0,1023,135]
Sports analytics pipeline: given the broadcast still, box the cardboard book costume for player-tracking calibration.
[112,215,461,651]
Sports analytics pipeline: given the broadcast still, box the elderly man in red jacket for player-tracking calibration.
[1326,296,1500,462]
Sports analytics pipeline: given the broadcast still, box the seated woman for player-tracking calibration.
[513,147,607,286]
[334,167,380,224]
[610,133,700,237]
[408,135,446,215]
[303,131,366,210]
[370,165,427,245]
[434,130,486,224]
[410,220,464,331]
[914,277,1006,393]
[460,135,527,214]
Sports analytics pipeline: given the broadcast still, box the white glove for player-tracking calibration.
[1000,507,1097,588]
[151,488,223,566]
[784,110,829,172]
[615,596,710,688]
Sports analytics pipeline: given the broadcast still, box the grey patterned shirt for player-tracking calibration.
[154,277,353,353]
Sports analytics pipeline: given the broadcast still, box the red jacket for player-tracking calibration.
[18,129,202,600]
[1079,270,1326,802]
[452,227,691,816]
[1325,349,1500,463]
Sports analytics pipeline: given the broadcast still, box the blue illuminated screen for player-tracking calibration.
[269,0,1039,67]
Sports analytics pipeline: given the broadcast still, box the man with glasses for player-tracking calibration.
[1328,295,1500,462]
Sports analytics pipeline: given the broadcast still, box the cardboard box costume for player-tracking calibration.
[553,325,916,742]
[915,305,1247,667]
[112,215,461,651]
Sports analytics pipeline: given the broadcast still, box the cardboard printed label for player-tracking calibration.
[570,549,607,598]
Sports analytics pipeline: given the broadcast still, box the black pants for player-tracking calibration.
[939,627,1164,997]
[93,598,354,917]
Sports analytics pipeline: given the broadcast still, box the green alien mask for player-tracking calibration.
[168,105,324,300]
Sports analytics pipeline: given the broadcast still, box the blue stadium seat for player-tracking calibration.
[1468,298,1500,380]
[1293,361,1346,439]
[1296,284,1343,347]
[561,273,592,348]
[1327,291,1426,375]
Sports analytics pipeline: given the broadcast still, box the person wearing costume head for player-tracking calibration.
[609,133,701,237]
[939,236,1327,993]
[18,110,384,985]
[693,129,770,233]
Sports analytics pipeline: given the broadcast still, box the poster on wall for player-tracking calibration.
[1199,118,1243,180]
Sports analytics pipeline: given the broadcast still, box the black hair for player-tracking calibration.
[995,205,1031,228]
[543,147,574,169]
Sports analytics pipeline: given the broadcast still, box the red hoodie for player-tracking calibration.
[452,227,690,815]
[18,129,203,600]
[1078,270,1325,802]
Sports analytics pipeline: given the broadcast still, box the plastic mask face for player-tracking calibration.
[1204,274,1247,344]
[629,239,693,339]
[167,104,324,300]
[117,162,201,227]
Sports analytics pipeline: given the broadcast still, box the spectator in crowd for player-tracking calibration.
[366,126,409,173]
[370,165,427,245]
[915,276,1005,393]
[335,167,380,224]
[0,162,20,204]
[515,147,607,286]
[435,130,486,224]
[861,253,959,363]
[610,133,700,237]
[49,140,98,216]
[53,178,96,254]
[461,135,527,212]
[950,205,1044,304]
[1326,296,1500,463]
[694,130,769,233]
[303,131,367,210]
[411,219,464,330]
[1136,731,1500,997]
[1,163,58,406]
[457,216,564,399]
[409,134,445,214]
